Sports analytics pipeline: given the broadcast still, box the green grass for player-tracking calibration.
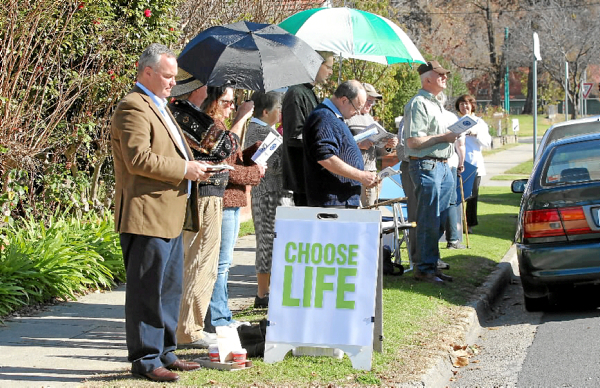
[238,219,255,238]
[505,159,534,175]
[501,114,561,138]
[86,187,521,387]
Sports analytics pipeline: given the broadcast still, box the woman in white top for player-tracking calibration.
[454,94,492,233]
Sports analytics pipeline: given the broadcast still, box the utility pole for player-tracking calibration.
[504,27,510,114]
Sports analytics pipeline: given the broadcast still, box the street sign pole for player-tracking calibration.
[533,33,541,159]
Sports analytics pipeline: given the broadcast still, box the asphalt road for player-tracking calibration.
[449,275,600,388]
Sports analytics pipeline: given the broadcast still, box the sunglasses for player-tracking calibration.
[219,99,235,107]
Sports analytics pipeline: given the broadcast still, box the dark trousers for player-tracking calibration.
[466,176,481,227]
[120,232,184,374]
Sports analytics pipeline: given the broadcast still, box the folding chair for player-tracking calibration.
[372,163,414,275]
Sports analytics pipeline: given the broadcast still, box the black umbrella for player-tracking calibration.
[178,21,324,92]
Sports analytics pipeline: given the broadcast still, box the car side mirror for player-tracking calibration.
[511,179,528,193]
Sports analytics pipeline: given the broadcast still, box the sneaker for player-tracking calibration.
[178,332,217,349]
[254,294,269,308]
[228,320,251,329]
[447,241,466,249]
[437,259,450,270]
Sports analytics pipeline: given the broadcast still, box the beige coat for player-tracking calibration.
[111,86,198,239]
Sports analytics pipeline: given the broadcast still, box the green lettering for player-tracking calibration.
[282,265,300,307]
[311,243,323,265]
[303,266,313,307]
[314,267,335,308]
[298,243,310,264]
[336,268,356,309]
[324,244,336,265]
[336,244,347,265]
[285,242,296,263]
[348,244,359,266]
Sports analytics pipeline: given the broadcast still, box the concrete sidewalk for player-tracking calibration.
[0,141,534,388]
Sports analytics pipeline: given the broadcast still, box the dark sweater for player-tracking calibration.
[302,101,364,207]
[281,83,319,194]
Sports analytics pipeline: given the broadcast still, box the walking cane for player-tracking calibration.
[459,174,470,248]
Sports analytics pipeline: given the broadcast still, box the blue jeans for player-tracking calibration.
[409,159,454,274]
[208,207,240,328]
[445,167,460,243]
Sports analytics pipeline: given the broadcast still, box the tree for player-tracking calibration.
[390,0,521,107]
[0,0,181,221]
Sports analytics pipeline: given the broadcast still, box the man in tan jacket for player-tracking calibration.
[111,43,211,383]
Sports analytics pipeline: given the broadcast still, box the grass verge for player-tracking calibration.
[85,186,521,387]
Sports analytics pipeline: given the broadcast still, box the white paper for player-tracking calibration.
[251,131,283,165]
[206,164,234,171]
[215,326,243,363]
[378,166,400,179]
[353,122,394,146]
[448,114,479,134]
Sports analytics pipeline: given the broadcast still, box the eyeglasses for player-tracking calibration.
[347,97,363,115]
[365,99,378,106]
[219,99,235,107]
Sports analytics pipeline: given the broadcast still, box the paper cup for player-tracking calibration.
[232,348,247,367]
[208,344,220,362]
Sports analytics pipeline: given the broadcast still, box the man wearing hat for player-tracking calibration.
[403,60,461,284]
[346,82,398,207]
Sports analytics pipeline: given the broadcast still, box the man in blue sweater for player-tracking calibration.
[302,80,378,207]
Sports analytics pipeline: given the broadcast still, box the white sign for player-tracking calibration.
[583,83,594,99]
[265,207,381,370]
[512,118,520,132]
[533,32,542,61]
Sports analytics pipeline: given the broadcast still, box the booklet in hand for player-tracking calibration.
[448,114,479,134]
[251,130,283,165]
[353,122,395,146]
[206,164,234,172]
[378,166,400,179]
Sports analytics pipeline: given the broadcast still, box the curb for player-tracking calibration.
[417,244,519,387]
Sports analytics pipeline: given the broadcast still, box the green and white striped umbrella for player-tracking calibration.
[279,7,425,65]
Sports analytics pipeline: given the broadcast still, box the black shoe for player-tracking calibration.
[413,271,445,284]
[254,294,269,308]
[435,271,453,282]
[437,259,450,270]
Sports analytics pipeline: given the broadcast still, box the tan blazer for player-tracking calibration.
[111,86,198,239]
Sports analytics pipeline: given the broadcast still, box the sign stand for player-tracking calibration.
[263,207,382,370]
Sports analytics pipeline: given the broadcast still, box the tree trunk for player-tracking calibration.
[485,0,502,106]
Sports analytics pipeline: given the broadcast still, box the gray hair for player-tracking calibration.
[333,80,364,100]
[137,43,176,76]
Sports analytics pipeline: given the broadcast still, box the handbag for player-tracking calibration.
[169,99,235,163]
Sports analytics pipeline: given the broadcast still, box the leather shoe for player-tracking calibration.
[413,271,444,284]
[134,366,179,382]
[435,271,453,282]
[437,259,450,270]
[167,359,201,372]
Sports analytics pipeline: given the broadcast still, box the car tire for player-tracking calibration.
[524,295,548,312]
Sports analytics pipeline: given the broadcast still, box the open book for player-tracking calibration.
[353,122,395,147]
[251,130,283,165]
[448,114,479,134]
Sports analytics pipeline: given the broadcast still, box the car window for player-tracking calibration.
[543,139,600,186]
[536,121,600,163]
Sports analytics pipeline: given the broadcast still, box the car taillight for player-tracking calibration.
[523,209,563,238]
[560,207,593,235]
[523,206,596,239]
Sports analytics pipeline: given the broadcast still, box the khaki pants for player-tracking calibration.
[177,196,222,344]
